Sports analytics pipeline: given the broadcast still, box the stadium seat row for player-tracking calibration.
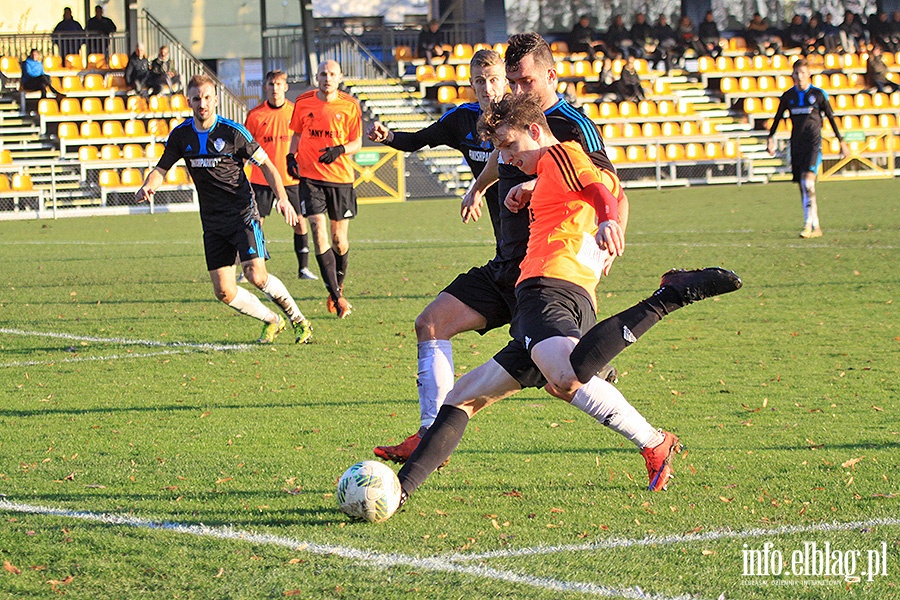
[56,118,181,140]
[38,94,189,117]
[600,120,720,139]
[605,141,741,163]
[78,143,165,162]
[700,51,898,74]
[416,57,655,83]
[744,93,900,115]
[718,72,893,95]
[98,166,190,188]
[0,173,35,192]
[581,99,696,120]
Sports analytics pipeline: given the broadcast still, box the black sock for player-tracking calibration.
[334,250,349,289]
[294,233,309,271]
[397,405,469,496]
[570,297,673,384]
[314,249,341,301]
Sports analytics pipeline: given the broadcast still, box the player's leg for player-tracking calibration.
[285,184,315,279]
[301,180,342,307]
[326,186,356,318]
[396,358,521,502]
[799,171,822,238]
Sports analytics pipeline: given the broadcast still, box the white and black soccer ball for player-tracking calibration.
[336,460,402,522]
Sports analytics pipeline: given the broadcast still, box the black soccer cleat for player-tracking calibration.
[659,267,742,305]
[398,489,409,509]
[597,363,618,385]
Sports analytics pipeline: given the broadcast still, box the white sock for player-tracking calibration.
[570,377,663,449]
[417,340,454,429]
[228,286,278,323]
[260,274,305,322]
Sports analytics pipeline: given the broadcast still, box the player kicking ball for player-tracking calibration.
[392,93,742,511]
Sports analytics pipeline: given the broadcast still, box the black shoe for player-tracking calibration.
[659,267,742,305]
[398,489,409,509]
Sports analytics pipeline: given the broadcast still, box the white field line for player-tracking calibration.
[447,517,900,562]
[0,499,694,600]
[0,327,253,351]
[0,348,242,368]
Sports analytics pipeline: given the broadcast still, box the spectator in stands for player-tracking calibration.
[649,14,678,74]
[698,11,722,58]
[821,13,842,54]
[417,19,448,66]
[865,45,899,93]
[784,14,811,54]
[584,56,618,101]
[569,15,600,61]
[839,11,866,53]
[85,4,116,56]
[745,13,780,56]
[149,45,181,95]
[125,42,151,97]
[805,14,825,54]
[868,12,897,52]
[676,15,705,58]
[52,7,84,58]
[630,13,652,59]
[612,55,645,102]
[892,11,900,46]
[604,14,633,59]
[20,49,65,99]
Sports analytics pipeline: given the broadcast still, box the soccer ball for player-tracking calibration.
[336,460,402,522]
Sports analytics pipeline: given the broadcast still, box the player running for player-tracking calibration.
[135,74,311,344]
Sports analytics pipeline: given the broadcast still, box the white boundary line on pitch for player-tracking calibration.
[446,517,900,562]
[0,499,695,600]
[0,349,244,369]
[0,327,253,351]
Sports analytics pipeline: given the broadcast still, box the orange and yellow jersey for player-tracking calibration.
[289,90,361,185]
[244,100,298,187]
[517,141,625,308]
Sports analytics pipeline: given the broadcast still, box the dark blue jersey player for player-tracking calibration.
[767,58,849,238]
[136,74,311,344]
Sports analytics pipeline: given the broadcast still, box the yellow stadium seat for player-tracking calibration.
[625,145,646,162]
[645,143,659,161]
[871,93,888,109]
[752,55,770,70]
[59,97,82,115]
[550,41,569,55]
[147,119,169,136]
[738,76,756,92]
[127,96,148,113]
[698,121,713,136]
[38,98,59,116]
[107,75,127,91]
[105,96,127,113]
[715,56,733,72]
[100,144,123,160]
[169,117,184,130]
[723,140,739,159]
[719,77,737,94]
[676,101,695,115]
[840,54,859,69]
[87,54,107,70]
[0,174,9,192]
[841,115,860,130]
[437,85,457,104]
[435,64,456,81]
[82,97,103,115]
[64,54,85,70]
[572,60,592,78]
[771,54,790,70]
[394,45,413,61]
[580,101,598,120]
[891,92,900,107]
[457,86,475,102]
[108,53,128,70]
[42,54,63,72]
[762,96,779,112]
[704,142,724,159]
[169,94,189,112]
[80,121,102,139]
[492,42,507,56]
[56,122,79,139]
[697,56,714,72]
[83,73,106,91]
[598,102,618,119]
[733,55,752,71]
[660,121,681,137]
[148,95,170,112]
[415,65,436,81]
[166,166,189,185]
[605,145,622,163]
[853,94,872,110]
[11,173,34,191]
[858,114,876,130]
[665,143,685,160]
[453,43,473,61]
[555,61,573,78]
[728,37,747,52]
[743,97,760,113]
[124,120,147,137]
[618,101,637,118]
[756,76,775,91]
[61,75,84,93]
[120,167,144,187]
[602,123,620,139]
[877,114,896,128]
[621,123,640,138]
[684,143,703,160]
[78,146,100,162]
[681,121,697,136]
[0,56,21,77]
[637,100,656,117]
[641,122,661,138]
[145,143,164,159]
[98,169,121,188]
[102,121,126,138]
[830,73,848,89]
[656,100,675,117]
[0,149,12,164]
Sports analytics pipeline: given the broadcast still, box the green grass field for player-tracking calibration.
[0,179,897,599]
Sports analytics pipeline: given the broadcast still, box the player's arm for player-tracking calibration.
[134,167,166,203]
[583,181,625,258]
[259,159,298,227]
[766,96,789,155]
[462,148,499,223]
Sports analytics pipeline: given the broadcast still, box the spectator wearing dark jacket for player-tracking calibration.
[613,56,645,102]
[784,14,811,53]
[629,13,652,59]
[52,7,83,58]
[85,5,116,56]
[865,45,898,92]
[125,43,151,96]
[698,11,721,57]
[649,14,677,73]
[605,14,633,59]
[868,12,896,52]
[839,11,866,53]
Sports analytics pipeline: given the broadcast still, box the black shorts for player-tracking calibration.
[299,179,357,220]
[790,140,822,182]
[252,183,300,218]
[493,282,596,389]
[441,263,518,335]
[203,220,269,271]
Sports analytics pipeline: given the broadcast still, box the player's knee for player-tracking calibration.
[215,288,234,303]
[547,373,581,398]
[414,308,440,340]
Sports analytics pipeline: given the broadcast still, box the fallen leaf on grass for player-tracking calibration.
[841,457,864,469]
[215,477,232,484]
[46,575,74,590]
[283,590,303,596]
[3,561,21,575]
[502,490,522,498]
[200,411,211,418]
[214,568,224,578]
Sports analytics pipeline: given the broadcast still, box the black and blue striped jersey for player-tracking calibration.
[157,115,269,232]
[769,85,843,145]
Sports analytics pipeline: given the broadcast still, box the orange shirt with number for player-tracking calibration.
[244,100,298,187]
[289,90,361,185]
[517,140,625,309]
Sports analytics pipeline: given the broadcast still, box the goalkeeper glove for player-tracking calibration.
[318,145,345,164]
[286,153,300,179]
